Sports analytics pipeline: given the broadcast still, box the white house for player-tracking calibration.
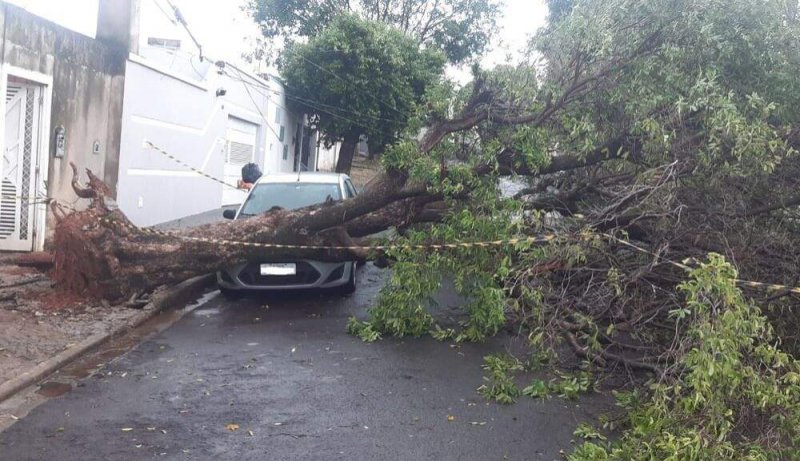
[115,3,319,227]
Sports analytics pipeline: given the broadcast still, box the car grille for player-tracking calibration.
[236,262,321,287]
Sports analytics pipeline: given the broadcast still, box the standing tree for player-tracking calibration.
[279,15,445,173]
[246,0,500,64]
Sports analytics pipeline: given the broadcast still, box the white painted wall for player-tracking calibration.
[316,142,339,172]
[117,49,309,227]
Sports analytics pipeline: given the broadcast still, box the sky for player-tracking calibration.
[4,0,548,78]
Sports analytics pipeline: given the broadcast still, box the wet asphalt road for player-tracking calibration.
[0,265,611,460]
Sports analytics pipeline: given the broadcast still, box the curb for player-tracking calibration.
[0,274,215,404]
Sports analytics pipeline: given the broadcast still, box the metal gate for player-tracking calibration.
[0,83,42,252]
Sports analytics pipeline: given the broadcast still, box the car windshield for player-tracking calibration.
[239,182,341,216]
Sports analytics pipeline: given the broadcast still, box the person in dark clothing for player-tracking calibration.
[238,163,262,190]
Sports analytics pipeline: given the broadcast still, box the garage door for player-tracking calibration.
[222,117,258,206]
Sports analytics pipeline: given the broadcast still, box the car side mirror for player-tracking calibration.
[223,209,236,220]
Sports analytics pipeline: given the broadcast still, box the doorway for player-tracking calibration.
[0,72,50,252]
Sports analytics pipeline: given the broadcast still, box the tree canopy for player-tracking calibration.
[246,0,501,63]
[279,14,445,172]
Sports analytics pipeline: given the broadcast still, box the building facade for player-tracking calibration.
[0,0,319,245]
[0,0,131,252]
[116,46,314,227]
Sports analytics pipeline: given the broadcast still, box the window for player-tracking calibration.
[274,107,283,124]
[282,144,289,160]
[240,183,342,215]
[147,37,181,51]
[278,125,285,142]
[344,179,357,198]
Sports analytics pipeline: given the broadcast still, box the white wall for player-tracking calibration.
[316,142,339,172]
[117,51,304,227]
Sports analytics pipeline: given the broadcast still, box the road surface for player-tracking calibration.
[0,264,611,460]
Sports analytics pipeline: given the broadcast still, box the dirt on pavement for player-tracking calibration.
[0,254,141,386]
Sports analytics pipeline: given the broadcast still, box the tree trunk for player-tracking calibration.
[335,132,360,174]
[52,165,424,303]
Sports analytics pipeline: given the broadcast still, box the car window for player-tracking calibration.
[344,179,357,198]
[239,183,342,216]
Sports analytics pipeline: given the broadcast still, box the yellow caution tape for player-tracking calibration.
[126,141,800,297]
[603,233,800,297]
[99,215,558,251]
[143,141,241,190]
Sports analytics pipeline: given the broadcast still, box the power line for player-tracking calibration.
[282,45,412,119]
[163,0,204,60]
[219,59,410,125]
[225,67,379,131]
[285,92,405,124]
[150,0,177,25]
[277,9,416,119]
[233,69,283,141]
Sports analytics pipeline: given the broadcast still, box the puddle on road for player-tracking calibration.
[193,307,222,316]
[36,381,72,398]
[24,291,220,402]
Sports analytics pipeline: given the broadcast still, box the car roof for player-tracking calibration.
[255,172,349,185]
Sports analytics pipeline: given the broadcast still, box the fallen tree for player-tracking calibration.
[53,0,800,456]
[55,0,800,344]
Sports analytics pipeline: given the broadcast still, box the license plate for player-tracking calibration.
[260,263,296,276]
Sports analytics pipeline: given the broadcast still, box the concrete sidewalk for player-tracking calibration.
[0,257,145,400]
[0,216,218,413]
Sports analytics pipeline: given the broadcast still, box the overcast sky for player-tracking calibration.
[5,0,548,76]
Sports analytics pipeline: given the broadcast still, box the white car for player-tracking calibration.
[217,172,359,297]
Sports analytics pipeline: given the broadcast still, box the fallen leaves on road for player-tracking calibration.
[121,427,134,432]
[447,415,456,422]
[226,423,240,431]
[248,430,254,436]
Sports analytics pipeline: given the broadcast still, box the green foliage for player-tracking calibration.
[573,422,607,441]
[347,1,800,456]
[478,354,524,404]
[361,258,439,338]
[280,15,445,151]
[247,0,501,63]
[552,371,595,400]
[346,317,382,342]
[521,379,550,399]
[351,184,527,342]
[521,372,596,401]
[571,255,800,460]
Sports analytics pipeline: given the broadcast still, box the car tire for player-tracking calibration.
[219,285,243,300]
[336,264,357,295]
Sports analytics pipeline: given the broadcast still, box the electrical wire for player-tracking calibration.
[282,45,414,119]
[226,67,379,131]
[163,0,204,60]
[218,61,407,125]
[236,71,284,141]
[150,0,177,25]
